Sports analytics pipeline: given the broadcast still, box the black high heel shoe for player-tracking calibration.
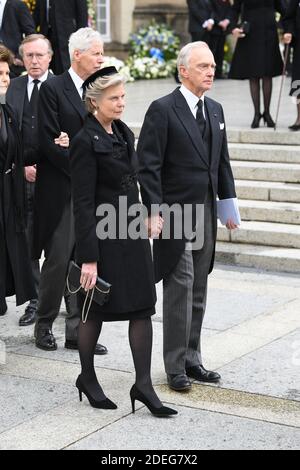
[251,113,262,129]
[130,384,178,417]
[262,111,275,128]
[76,376,117,409]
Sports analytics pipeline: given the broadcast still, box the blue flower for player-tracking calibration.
[150,48,164,62]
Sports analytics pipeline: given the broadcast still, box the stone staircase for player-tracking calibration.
[131,124,300,274]
[217,129,300,273]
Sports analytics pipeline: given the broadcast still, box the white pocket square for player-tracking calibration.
[219,123,225,130]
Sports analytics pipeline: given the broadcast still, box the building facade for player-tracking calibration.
[96,0,189,54]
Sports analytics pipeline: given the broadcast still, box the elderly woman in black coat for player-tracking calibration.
[229,0,286,128]
[0,45,36,316]
[70,67,177,417]
[283,0,300,131]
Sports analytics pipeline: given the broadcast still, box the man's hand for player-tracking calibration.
[81,262,98,291]
[145,215,164,239]
[25,165,37,183]
[283,33,292,44]
[226,219,239,230]
[54,132,69,148]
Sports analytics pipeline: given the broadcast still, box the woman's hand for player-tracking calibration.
[283,33,292,45]
[54,132,69,148]
[145,215,164,239]
[25,165,37,183]
[80,262,98,291]
[232,28,245,39]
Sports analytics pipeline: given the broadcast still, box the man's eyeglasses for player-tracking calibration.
[24,53,49,60]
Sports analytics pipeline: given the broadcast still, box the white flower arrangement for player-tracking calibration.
[102,57,134,83]
[127,56,177,80]
[127,21,180,80]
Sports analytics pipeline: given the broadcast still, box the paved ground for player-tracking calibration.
[0,264,299,450]
[0,78,299,450]
[123,75,296,130]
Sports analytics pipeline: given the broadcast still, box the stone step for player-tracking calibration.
[229,143,300,164]
[227,128,300,146]
[130,123,300,145]
[238,199,300,225]
[218,221,300,249]
[235,180,300,203]
[231,161,300,183]
[216,242,300,273]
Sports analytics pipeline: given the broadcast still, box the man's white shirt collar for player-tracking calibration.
[180,85,205,119]
[69,67,84,98]
[27,71,49,100]
[28,70,49,86]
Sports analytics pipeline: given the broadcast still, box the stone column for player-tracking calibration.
[110,0,136,44]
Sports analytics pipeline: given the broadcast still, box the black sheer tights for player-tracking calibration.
[249,77,273,116]
[78,317,161,407]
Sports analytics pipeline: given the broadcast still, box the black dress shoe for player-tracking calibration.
[19,305,37,326]
[65,339,108,355]
[186,365,221,383]
[35,328,57,351]
[167,373,191,392]
[0,300,8,316]
[289,124,300,131]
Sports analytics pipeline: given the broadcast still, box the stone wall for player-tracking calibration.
[133,0,189,44]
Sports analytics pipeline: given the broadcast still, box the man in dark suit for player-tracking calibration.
[210,0,231,78]
[0,0,36,77]
[33,27,107,354]
[138,42,238,392]
[33,0,88,74]
[6,34,57,326]
[187,0,214,43]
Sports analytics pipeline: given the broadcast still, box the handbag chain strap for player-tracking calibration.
[66,273,110,323]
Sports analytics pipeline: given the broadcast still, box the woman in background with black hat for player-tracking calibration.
[70,67,177,417]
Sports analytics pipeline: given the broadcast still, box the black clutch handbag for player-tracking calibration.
[239,21,250,35]
[67,261,111,323]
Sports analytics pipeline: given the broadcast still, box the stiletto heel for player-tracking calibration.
[130,384,178,417]
[262,111,275,128]
[131,396,135,413]
[76,375,117,410]
[251,113,262,129]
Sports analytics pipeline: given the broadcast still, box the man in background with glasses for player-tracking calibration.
[6,34,68,326]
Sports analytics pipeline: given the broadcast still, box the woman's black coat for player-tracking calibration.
[0,104,36,305]
[70,115,156,315]
[229,0,285,79]
[283,0,300,97]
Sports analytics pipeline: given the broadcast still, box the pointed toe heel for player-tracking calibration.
[262,112,275,128]
[251,113,262,129]
[130,384,178,417]
[76,376,117,410]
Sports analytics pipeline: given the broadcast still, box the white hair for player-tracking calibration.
[69,28,103,61]
[85,73,126,113]
[177,42,210,80]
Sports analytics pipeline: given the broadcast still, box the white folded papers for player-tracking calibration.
[217,198,241,226]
